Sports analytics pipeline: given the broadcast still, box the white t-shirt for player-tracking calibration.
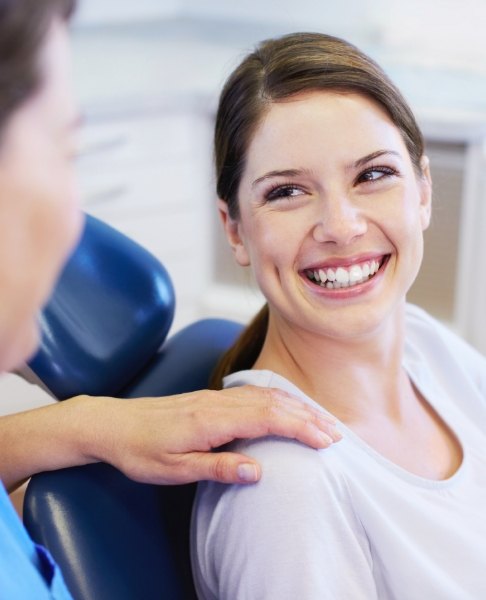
[191,305,486,600]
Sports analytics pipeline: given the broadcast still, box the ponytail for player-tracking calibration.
[209,304,269,389]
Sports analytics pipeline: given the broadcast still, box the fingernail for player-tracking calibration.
[331,429,343,442]
[320,433,334,445]
[237,463,259,483]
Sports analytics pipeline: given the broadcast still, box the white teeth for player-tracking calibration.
[349,264,363,284]
[335,267,349,284]
[306,258,384,290]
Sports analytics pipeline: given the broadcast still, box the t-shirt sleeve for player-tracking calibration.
[191,437,377,600]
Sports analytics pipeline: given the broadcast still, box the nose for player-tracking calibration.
[312,194,367,245]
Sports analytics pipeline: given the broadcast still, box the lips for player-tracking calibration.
[304,255,388,289]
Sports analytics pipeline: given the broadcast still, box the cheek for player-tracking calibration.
[0,207,45,371]
[33,186,83,302]
[1,159,82,313]
[34,154,82,252]
[245,217,302,292]
[383,192,426,284]
[54,168,83,253]
[246,219,283,264]
[379,188,425,246]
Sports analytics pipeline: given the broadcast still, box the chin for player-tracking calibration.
[310,299,402,341]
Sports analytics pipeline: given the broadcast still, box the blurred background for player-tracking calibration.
[3,0,486,413]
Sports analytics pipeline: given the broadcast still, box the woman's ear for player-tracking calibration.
[418,155,432,231]
[218,199,250,266]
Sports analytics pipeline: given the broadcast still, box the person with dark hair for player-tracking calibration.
[0,4,341,596]
[191,32,486,598]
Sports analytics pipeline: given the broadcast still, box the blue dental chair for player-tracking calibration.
[22,214,243,600]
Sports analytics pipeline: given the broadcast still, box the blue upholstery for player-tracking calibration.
[28,214,175,400]
[23,214,243,600]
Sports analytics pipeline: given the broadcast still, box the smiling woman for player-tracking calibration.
[191,32,486,599]
[219,91,431,344]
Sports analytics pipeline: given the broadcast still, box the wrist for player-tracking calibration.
[65,394,116,465]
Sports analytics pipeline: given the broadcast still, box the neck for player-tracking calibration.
[253,304,410,424]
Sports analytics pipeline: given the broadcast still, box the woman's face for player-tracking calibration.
[220,91,432,341]
[0,19,83,372]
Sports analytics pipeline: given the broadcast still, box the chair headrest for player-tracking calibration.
[123,318,244,398]
[28,214,175,400]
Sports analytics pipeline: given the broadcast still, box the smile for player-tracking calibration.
[304,256,388,290]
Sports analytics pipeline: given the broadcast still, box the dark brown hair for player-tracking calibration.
[211,32,425,388]
[0,0,76,135]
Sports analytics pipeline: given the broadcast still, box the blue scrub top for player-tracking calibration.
[0,482,72,599]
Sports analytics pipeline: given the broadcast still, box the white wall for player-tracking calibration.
[73,0,486,74]
[179,0,486,72]
[179,0,384,42]
[74,0,179,27]
[379,0,486,72]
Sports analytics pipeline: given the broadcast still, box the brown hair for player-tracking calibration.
[211,32,425,388]
[0,0,76,136]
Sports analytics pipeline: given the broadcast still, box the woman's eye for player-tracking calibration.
[266,184,304,201]
[357,166,397,184]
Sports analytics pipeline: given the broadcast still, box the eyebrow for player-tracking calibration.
[351,149,402,170]
[252,168,313,188]
[251,150,402,188]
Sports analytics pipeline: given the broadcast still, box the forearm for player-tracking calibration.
[0,385,341,491]
[0,396,102,492]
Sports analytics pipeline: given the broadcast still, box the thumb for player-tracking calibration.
[191,451,262,484]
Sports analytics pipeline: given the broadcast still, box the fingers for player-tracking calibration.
[120,452,263,486]
[178,452,262,485]
[104,385,343,486]
[214,385,343,449]
[264,386,343,448]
